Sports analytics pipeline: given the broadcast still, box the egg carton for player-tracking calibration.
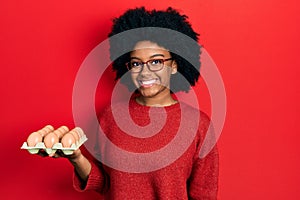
[21,134,88,155]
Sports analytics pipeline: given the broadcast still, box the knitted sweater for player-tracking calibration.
[73,98,219,199]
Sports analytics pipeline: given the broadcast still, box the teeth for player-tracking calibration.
[140,79,156,85]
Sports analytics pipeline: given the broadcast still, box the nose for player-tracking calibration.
[140,63,152,75]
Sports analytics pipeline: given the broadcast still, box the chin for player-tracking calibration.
[138,85,166,98]
[138,89,159,98]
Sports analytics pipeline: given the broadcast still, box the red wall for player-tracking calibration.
[1,0,299,199]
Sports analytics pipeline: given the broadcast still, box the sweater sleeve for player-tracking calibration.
[188,113,219,200]
[188,144,219,199]
[72,105,112,194]
[73,159,108,194]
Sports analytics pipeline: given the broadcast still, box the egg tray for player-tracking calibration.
[21,134,88,155]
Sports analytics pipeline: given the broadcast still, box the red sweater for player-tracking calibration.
[73,98,219,199]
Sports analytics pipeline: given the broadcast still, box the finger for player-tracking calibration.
[55,149,67,157]
[48,152,59,158]
[37,149,49,157]
[51,154,60,158]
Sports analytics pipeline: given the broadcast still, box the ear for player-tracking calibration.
[171,60,178,74]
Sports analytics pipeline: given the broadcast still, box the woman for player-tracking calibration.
[35,7,219,199]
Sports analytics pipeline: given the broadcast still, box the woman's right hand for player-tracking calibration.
[26,125,92,181]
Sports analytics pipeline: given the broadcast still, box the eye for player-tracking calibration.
[150,59,163,65]
[131,61,142,67]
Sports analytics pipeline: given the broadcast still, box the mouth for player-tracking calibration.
[138,78,158,88]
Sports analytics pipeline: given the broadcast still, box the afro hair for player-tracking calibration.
[108,7,201,93]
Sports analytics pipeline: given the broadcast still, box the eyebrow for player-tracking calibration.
[130,54,165,60]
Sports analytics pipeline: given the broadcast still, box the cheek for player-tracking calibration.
[157,70,172,82]
[130,73,139,85]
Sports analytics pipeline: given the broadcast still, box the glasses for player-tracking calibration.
[126,58,173,73]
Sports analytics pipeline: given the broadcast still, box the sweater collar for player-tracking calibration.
[129,95,180,114]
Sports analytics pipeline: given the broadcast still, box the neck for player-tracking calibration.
[136,91,177,107]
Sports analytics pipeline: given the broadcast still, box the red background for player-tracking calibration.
[1,0,299,199]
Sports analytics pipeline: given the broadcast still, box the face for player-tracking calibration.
[129,41,177,101]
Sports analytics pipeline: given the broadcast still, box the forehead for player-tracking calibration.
[131,41,171,58]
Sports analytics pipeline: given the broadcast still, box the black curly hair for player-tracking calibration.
[108,7,201,92]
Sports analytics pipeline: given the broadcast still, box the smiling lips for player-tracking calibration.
[138,79,158,88]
